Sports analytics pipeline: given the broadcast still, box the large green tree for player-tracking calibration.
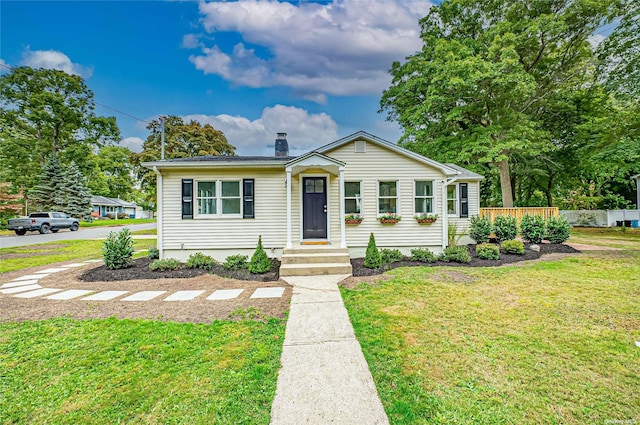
[381,0,617,207]
[131,116,236,202]
[0,67,120,195]
[86,146,136,199]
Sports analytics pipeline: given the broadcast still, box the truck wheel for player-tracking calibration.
[15,230,26,236]
[70,223,79,232]
[39,224,50,234]
[51,229,59,233]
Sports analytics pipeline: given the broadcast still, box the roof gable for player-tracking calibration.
[316,131,459,176]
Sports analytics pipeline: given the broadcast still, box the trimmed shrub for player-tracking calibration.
[493,215,518,242]
[186,252,216,270]
[546,215,571,243]
[102,228,134,270]
[224,254,248,270]
[249,236,271,274]
[146,247,160,260]
[364,233,382,269]
[476,243,500,260]
[469,215,493,244]
[149,258,180,271]
[440,245,471,263]
[501,239,525,255]
[410,248,437,263]
[520,214,546,244]
[380,248,404,264]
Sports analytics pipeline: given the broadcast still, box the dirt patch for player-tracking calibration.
[0,252,62,260]
[1,261,291,324]
[351,243,580,277]
[79,257,281,282]
[432,270,476,284]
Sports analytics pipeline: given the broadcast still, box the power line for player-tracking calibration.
[0,62,153,126]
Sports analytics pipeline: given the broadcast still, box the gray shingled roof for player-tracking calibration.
[91,196,136,207]
[445,163,484,180]
[160,155,295,163]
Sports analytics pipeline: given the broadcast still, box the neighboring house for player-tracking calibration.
[143,131,483,266]
[91,196,138,218]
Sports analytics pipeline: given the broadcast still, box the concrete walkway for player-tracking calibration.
[271,275,389,425]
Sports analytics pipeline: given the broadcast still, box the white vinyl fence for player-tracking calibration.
[560,209,640,227]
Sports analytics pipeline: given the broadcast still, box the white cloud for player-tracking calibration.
[182,33,203,49]
[120,136,145,153]
[0,58,9,74]
[183,105,338,155]
[20,48,93,77]
[190,0,433,101]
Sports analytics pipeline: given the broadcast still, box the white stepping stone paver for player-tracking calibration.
[62,263,86,268]
[82,291,129,301]
[14,288,62,298]
[39,267,70,274]
[1,284,42,294]
[83,259,103,263]
[121,291,166,302]
[12,274,51,281]
[207,289,244,300]
[164,290,205,301]
[46,290,94,300]
[2,279,40,288]
[251,287,285,299]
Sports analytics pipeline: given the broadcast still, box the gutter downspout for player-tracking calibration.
[153,166,163,259]
[441,176,458,250]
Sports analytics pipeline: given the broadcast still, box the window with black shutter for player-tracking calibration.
[459,183,468,218]
[182,179,193,219]
[243,179,255,219]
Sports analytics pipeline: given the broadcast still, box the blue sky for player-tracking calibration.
[1,0,435,156]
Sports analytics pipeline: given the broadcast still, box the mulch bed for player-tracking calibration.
[79,257,281,282]
[351,243,580,277]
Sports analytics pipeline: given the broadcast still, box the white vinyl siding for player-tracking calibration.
[324,140,446,250]
[161,169,287,258]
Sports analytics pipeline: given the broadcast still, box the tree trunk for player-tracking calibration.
[546,176,553,207]
[497,158,514,207]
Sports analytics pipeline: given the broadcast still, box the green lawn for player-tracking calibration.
[80,218,156,227]
[0,317,285,424]
[0,239,156,273]
[342,238,640,424]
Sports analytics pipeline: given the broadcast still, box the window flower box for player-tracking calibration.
[378,213,401,224]
[415,213,438,224]
[345,213,364,225]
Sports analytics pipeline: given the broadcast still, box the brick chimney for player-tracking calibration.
[275,132,289,157]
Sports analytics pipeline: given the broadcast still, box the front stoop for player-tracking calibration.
[280,247,352,276]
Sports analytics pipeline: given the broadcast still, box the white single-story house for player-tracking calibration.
[143,131,483,274]
[91,196,140,219]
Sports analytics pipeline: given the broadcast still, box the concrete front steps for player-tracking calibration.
[279,246,352,276]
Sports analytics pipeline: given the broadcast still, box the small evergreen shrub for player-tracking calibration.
[364,233,382,268]
[476,243,500,260]
[224,254,248,270]
[249,236,271,274]
[410,248,437,263]
[186,252,216,270]
[493,215,518,242]
[520,214,546,243]
[546,215,571,243]
[102,228,134,270]
[469,216,493,244]
[501,239,525,255]
[440,245,471,263]
[149,258,180,271]
[380,248,404,264]
[146,247,160,260]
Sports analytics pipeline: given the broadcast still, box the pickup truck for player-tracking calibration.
[8,212,80,235]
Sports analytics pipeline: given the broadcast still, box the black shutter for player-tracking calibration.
[243,179,255,219]
[459,183,468,218]
[182,179,193,219]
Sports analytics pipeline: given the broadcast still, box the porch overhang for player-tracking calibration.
[285,151,346,176]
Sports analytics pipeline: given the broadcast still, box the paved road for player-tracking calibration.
[0,223,157,249]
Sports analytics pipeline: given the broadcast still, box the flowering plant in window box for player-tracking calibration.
[377,212,401,224]
[414,213,438,224]
[345,213,364,225]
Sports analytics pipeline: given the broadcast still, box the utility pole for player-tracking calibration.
[160,117,165,160]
